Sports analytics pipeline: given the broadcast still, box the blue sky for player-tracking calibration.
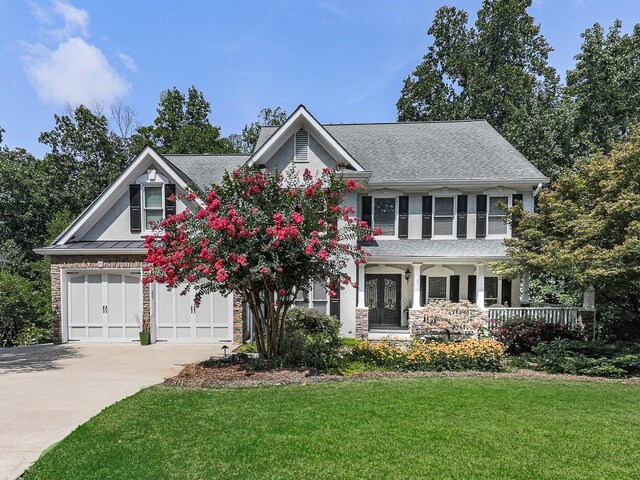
[1,0,639,157]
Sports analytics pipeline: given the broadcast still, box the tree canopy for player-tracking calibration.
[496,128,640,336]
[130,86,234,155]
[228,107,288,154]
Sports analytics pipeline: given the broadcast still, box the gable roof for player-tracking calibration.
[255,120,549,184]
[248,105,367,172]
[164,154,250,190]
[54,146,196,245]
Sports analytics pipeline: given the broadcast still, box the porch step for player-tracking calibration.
[368,330,411,342]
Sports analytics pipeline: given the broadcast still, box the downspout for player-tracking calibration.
[533,182,543,197]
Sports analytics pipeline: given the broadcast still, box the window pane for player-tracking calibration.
[312,302,327,314]
[434,217,453,236]
[145,209,163,226]
[428,277,447,299]
[489,196,508,215]
[434,197,454,216]
[485,277,498,299]
[374,198,396,235]
[145,187,163,208]
[488,216,507,234]
[312,281,326,301]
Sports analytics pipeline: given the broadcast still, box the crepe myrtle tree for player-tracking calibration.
[143,165,380,359]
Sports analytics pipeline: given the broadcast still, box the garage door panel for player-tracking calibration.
[66,270,141,343]
[155,284,232,342]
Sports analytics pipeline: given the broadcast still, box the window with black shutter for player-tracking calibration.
[129,184,142,233]
[468,275,477,304]
[422,196,432,238]
[165,184,176,217]
[511,194,523,237]
[501,279,512,306]
[457,195,467,238]
[476,195,487,238]
[449,275,460,302]
[398,196,409,238]
[361,196,373,237]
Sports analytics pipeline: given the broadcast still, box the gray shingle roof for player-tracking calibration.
[363,239,507,259]
[164,154,250,190]
[39,241,146,251]
[255,120,548,184]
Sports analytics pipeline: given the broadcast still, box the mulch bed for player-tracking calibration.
[165,358,640,389]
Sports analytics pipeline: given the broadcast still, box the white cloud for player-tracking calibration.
[21,0,131,106]
[22,37,130,105]
[117,51,138,71]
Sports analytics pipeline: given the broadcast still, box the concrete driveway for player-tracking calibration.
[0,343,225,480]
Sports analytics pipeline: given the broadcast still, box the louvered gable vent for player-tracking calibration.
[294,128,309,163]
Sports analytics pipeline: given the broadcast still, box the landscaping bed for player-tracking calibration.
[166,357,640,389]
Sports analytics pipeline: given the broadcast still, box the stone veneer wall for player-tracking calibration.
[355,307,369,340]
[50,254,244,344]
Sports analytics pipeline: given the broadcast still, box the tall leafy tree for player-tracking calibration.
[495,128,640,338]
[131,86,234,155]
[565,20,640,159]
[38,105,131,216]
[397,0,566,177]
[229,107,288,154]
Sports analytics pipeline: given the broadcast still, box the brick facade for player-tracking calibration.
[49,254,242,344]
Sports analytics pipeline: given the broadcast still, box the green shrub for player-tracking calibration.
[235,342,257,353]
[16,324,52,346]
[351,338,506,372]
[0,270,41,347]
[281,307,342,369]
[492,318,582,354]
[532,339,640,378]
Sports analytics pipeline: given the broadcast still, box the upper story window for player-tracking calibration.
[143,185,164,228]
[433,196,455,237]
[488,196,509,235]
[373,197,396,236]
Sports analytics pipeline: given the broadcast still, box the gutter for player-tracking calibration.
[533,182,544,197]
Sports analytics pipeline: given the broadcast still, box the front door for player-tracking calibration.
[365,274,401,327]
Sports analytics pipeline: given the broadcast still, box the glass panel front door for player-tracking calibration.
[365,274,401,326]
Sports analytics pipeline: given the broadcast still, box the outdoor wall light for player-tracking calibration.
[405,267,411,282]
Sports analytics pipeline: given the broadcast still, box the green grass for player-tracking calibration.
[25,378,640,479]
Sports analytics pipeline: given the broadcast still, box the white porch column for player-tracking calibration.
[357,264,366,308]
[412,264,422,309]
[521,272,531,305]
[476,265,485,309]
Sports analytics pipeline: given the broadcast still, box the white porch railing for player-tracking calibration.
[487,306,582,330]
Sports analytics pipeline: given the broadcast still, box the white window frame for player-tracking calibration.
[142,183,165,234]
[371,194,398,239]
[294,282,330,314]
[432,195,457,239]
[427,276,449,301]
[486,194,512,239]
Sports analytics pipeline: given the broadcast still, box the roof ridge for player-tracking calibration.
[164,153,251,157]
[259,119,488,128]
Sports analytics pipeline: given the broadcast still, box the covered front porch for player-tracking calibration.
[355,261,523,339]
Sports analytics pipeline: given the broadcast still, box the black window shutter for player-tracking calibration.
[449,275,460,302]
[468,275,477,304]
[330,289,340,318]
[165,184,176,217]
[476,195,487,238]
[501,279,512,306]
[361,196,372,228]
[398,196,409,238]
[420,275,426,306]
[422,196,432,239]
[511,194,523,237]
[457,195,467,238]
[129,185,141,234]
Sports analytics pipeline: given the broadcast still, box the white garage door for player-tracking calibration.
[155,285,232,342]
[67,270,142,342]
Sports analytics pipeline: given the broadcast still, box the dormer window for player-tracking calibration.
[144,186,164,227]
[294,128,309,163]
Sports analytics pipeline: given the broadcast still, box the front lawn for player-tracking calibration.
[25,378,640,479]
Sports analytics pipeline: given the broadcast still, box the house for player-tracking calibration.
[35,105,549,344]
